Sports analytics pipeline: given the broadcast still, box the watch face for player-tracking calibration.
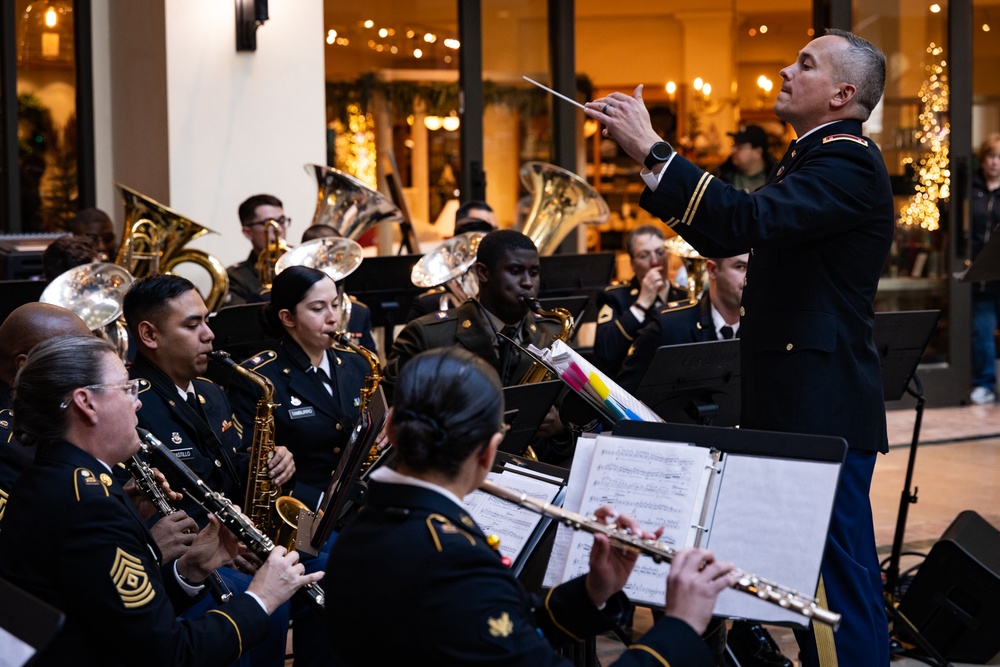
[651,142,672,160]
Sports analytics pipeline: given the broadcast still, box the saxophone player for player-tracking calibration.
[385,230,572,463]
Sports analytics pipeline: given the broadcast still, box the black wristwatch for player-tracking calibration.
[643,141,674,170]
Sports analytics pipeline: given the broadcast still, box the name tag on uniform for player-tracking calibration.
[289,406,316,420]
[171,448,193,460]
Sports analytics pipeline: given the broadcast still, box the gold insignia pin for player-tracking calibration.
[462,319,472,329]
[110,547,155,608]
[100,473,113,487]
[487,611,514,638]
[290,396,302,406]
[460,514,475,528]
[791,149,797,158]
[486,534,501,549]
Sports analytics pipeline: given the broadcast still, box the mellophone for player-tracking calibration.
[136,427,326,610]
[479,480,842,629]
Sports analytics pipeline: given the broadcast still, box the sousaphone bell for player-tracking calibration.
[304,164,404,241]
[410,231,486,309]
[518,162,610,255]
[275,236,365,324]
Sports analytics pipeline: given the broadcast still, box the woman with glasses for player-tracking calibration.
[324,347,734,666]
[0,335,321,667]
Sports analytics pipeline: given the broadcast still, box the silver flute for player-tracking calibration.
[480,480,841,629]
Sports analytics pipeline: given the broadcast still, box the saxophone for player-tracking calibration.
[516,296,575,385]
[207,350,309,550]
[328,332,383,474]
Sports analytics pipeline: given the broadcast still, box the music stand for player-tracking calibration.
[633,339,741,426]
[538,253,616,323]
[962,232,1000,283]
[382,150,421,255]
[0,279,47,324]
[500,380,563,456]
[208,303,275,362]
[874,310,948,667]
[0,576,64,667]
[536,295,590,328]
[342,254,423,352]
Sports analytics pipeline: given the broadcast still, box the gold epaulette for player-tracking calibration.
[604,280,630,292]
[136,378,152,395]
[243,350,277,370]
[658,298,699,315]
[73,467,111,501]
[822,133,868,147]
[425,513,476,552]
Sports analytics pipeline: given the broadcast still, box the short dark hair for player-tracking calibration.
[389,348,503,478]
[826,29,886,120]
[265,265,333,337]
[13,335,115,449]
[476,229,536,273]
[238,194,283,226]
[454,200,495,236]
[625,225,666,258]
[70,207,112,234]
[301,224,339,243]
[42,236,99,282]
[122,274,198,340]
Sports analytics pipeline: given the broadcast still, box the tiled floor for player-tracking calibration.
[598,402,1000,666]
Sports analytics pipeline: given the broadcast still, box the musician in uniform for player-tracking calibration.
[617,254,747,393]
[325,347,734,666]
[228,266,369,512]
[592,225,687,375]
[225,193,378,354]
[589,29,894,667]
[0,335,320,667]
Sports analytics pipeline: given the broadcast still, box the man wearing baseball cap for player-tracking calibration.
[712,124,777,193]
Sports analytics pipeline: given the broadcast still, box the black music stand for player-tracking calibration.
[961,231,1000,283]
[538,252,616,323]
[207,303,274,363]
[383,150,421,255]
[342,254,423,352]
[874,310,949,667]
[0,576,65,666]
[500,380,563,456]
[537,294,590,328]
[633,339,741,426]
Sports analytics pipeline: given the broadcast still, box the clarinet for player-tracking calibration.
[480,480,841,629]
[136,428,326,610]
[125,454,233,604]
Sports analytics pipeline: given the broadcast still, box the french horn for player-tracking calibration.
[274,236,365,325]
[304,164,404,241]
[410,231,485,308]
[40,262,134,361]
[517,162,610,256]
[114,184,230,312]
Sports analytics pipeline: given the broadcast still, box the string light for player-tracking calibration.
[898,43,950,231]
[341,103,377,189]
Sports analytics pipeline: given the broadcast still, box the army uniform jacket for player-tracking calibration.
[616,297,717,393]
[0,382,25,524]
[0,441,268,666]
[130,355,248,525]
[385,299,564,391]
[405,286,458,322]
[593,278,686,375]
[324,478,713,666]
[228,337,369,510]
[640,119,894,453]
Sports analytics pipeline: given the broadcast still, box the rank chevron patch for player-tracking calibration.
[110,547,155,608]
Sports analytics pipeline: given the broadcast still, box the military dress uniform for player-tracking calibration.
[0,440,269,667]
[129,355,248,526]
[324,473,714,666]
[228,336,369,510]
[616,296,717,393]
[404,285,456,322]
[593,277,686,375]
[640,119,895,667]
[0,382,24,525]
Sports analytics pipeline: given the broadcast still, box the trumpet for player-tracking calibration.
[479,480,841,629]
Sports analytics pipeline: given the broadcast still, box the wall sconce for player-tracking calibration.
[236,0,268,52]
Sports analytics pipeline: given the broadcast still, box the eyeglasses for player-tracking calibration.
[60,379,141,409]
[633,248,666,263]
[246,216,292,229]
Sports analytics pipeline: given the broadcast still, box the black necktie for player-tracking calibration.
[499,326,519,385]
[312,367,334,396]
[719,325,734,340]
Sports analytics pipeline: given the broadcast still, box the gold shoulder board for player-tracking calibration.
[822,134,868,147]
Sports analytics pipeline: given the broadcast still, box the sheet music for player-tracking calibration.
[543,433,598,588]
[706,453,840,626]
[0,628,34,667]
[553,434,715,606]
[464,470,562,562]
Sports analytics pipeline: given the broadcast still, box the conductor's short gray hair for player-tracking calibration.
[825,29,886,120]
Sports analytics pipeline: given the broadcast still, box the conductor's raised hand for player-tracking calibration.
[584,506,660,608]
[584,85,665,166]
[663,548,735,635]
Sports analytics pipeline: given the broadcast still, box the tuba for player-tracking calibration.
[410,231,486,310]
[304,164,404,240]
[255,220,290,296]
[40,262,134,361]
[663,235,707,301]
[517,162,610,256]
[275,236,365,325]
[114,184,230,312]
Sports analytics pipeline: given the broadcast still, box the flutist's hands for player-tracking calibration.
[176,514,242,584]
[585,85,665,167]
[584,507,658,608]
[663,548,735,635]
[268,445,295,485]
[247,546,325,614]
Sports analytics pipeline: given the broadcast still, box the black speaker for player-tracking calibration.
[898,510,1000,663]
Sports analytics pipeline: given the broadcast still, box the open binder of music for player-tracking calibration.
[542,424,846,627]
[463,452,569,577]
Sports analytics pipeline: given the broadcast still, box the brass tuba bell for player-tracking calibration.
[40,262,134,361]
[114,184,230,312]
[410,231,486,308]
[304,164,404,241]
[663,235,707,301]
[275,236,365,324]
[517,162,610,256]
